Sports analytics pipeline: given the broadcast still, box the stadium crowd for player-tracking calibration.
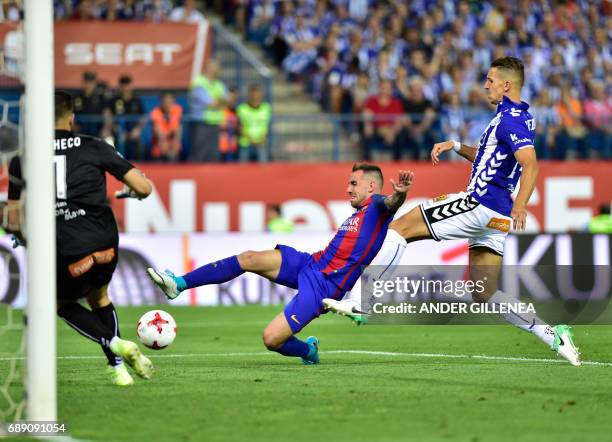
[1,1,609,161]
[231,0,611,160]
[1,1,207,22]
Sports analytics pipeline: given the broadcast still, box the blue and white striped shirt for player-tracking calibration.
[467,96,536,216]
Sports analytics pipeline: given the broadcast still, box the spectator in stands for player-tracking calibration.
[588,204,612,234]
[70,0,101,20]
[575,67,594,100]
[282,9,321,79]
[484,1,506,38]
[464,86,492,147]
[583,82,611,159]
[556,84,588,159]
[312,36,338,107]
[97,79,113,103]
[53,1,73,20]
[368,49,395,93]
[247,0,274,44]
[237,83,272,162]
[351,71,370,114]
[266,0,294,66]
[143,0,171,22]
[118,0,142,20]
[103,75,146,160]
[189,60,227,162]
[1,1,21,22]
[441,92,467,161]
[100,0,121,21]
[362,79,404,161]
[472,29,493,75]
[150,91,183,161]
[3,21,23,78]
[531,90,560,160]
[169,0,206,24]
[219,87,239,163]
[314,0,337,35]
[322,52,357,114]
[402,78,439,160]
[266,204,294,233]
[74,71,106,137]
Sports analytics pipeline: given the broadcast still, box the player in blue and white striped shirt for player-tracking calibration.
[326,57,581,366]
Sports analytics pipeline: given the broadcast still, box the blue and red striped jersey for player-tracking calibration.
[312,194,395,297]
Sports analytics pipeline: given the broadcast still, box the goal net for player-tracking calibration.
[0,97,26,423]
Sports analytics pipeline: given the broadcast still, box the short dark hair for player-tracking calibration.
[82,70,96,82]
[352,163,383,188]
[491,57,525,87]
[55,90,74,122]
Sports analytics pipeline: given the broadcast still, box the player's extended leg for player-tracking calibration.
[469,247,580,366]
[324,206,431,322]
[87,285,123,368]
[86,285,137,385]
[57,294,155,381]
[147,249,282,300]
[262,312,319,365]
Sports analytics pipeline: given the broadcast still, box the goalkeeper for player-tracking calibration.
[7,91,154,386]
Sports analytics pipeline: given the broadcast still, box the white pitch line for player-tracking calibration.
[0,350,610,367]
[34,436,92,442]
[327,350,612,367]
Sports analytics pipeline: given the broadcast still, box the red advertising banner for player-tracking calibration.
[54,21,210,88]
[104,162,612,234]
[0,21,211,88]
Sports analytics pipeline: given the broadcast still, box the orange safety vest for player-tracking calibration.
[150,104,183,157]
[219,108,238,153]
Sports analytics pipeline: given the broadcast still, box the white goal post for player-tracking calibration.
[24,0,56,421]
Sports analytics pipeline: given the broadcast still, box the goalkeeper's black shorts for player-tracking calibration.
[57,246,118,301]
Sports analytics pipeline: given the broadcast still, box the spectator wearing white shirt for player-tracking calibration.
[169,0,206,24]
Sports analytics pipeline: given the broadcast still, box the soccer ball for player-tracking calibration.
[136,310,177,350]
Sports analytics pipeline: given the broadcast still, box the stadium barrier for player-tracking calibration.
[1,233,609,309]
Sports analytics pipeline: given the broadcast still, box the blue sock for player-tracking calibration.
[182,256,244,289]
[275,336,310,358]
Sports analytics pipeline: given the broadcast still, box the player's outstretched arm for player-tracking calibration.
[384,170,413,212]
[116,168,153,200]
[511,148,538,231]
[431,140,477,164]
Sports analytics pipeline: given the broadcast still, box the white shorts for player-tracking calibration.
[419,192,511,256]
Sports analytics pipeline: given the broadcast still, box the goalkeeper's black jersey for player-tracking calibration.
[9,129,134,257]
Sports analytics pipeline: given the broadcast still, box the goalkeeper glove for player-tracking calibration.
[114,185,143,200]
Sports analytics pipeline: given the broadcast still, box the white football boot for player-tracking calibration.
[552,325,581,366]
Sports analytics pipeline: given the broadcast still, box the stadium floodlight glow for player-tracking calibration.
[24,0,56,421]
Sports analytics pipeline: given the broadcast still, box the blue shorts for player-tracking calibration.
[275,244,332,334]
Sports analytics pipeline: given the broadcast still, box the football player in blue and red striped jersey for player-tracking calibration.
[147,164,412,364]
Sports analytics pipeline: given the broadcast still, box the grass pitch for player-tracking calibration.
[3,305,612,441]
